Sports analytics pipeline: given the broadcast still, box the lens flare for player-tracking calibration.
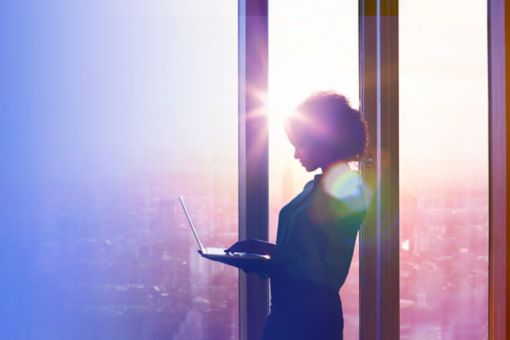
[321,162,361,200]
[318,162,367,221]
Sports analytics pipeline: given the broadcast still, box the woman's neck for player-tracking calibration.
[321,161,350,174]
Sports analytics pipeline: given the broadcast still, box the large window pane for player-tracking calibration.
[0,2,238,339]
[399,1,488,338]
[268,1,359,338]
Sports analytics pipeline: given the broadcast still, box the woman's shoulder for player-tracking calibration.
[280,179,316,210]
[308,170,366,225]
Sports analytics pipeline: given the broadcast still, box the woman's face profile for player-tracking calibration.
[293,142,334,172]
[287,119,336,172]
[293,144,315,171]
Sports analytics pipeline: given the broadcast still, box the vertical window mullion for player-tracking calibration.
[359,1,399,339]
[488,0,508,338]
[238,1,269,340]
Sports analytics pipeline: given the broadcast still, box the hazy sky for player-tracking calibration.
[268,0,488,194]
[1,0,238,187]
[0,0,487,194]
[399,0,488,184]
[267,0,360,213]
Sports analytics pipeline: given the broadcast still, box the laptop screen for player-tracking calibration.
[178,195,205,252]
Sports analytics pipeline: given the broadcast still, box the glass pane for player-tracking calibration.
[399,1,488,338]
[0,2,238,339]
[268,1,360,338]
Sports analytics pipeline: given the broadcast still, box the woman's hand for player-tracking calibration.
[225,239,276,255]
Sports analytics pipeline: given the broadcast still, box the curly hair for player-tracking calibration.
[285,92,369,161]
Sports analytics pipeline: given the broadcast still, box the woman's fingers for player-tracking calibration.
[225,240,257,253]
[225,240,248,253]
[225,239,276,254]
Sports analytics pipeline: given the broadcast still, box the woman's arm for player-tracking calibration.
[225,239,276,255]
[223,239,276,278]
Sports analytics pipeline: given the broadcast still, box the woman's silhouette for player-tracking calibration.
[227,92,368,340]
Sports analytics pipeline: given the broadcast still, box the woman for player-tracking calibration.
[227,92,368,340]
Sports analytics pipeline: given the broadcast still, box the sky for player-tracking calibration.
[268,0,360,204]
[399,0,488,185]
[0,0,238,188]
[0,0,487,191]
[0,0,489,230]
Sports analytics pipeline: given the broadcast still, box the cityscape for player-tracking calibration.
[1,170,489,340]
[2,174,239,340]
[399,180,488,340]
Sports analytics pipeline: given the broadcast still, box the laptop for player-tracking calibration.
[178,195,270,261]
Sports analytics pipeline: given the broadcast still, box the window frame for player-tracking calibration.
[358,1,400,339]
[238,1,270,340]
[238,1,508,339]
[488,0,508,338]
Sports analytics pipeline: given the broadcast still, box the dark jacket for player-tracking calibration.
[263,167,366,340]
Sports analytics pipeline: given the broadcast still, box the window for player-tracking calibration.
[399,0,489,338]
[268,1,360,338]
[0,2,239,339]
[1,1,507,339]
[358,1,500,339]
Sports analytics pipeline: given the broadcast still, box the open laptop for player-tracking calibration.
[178,195,270,261]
